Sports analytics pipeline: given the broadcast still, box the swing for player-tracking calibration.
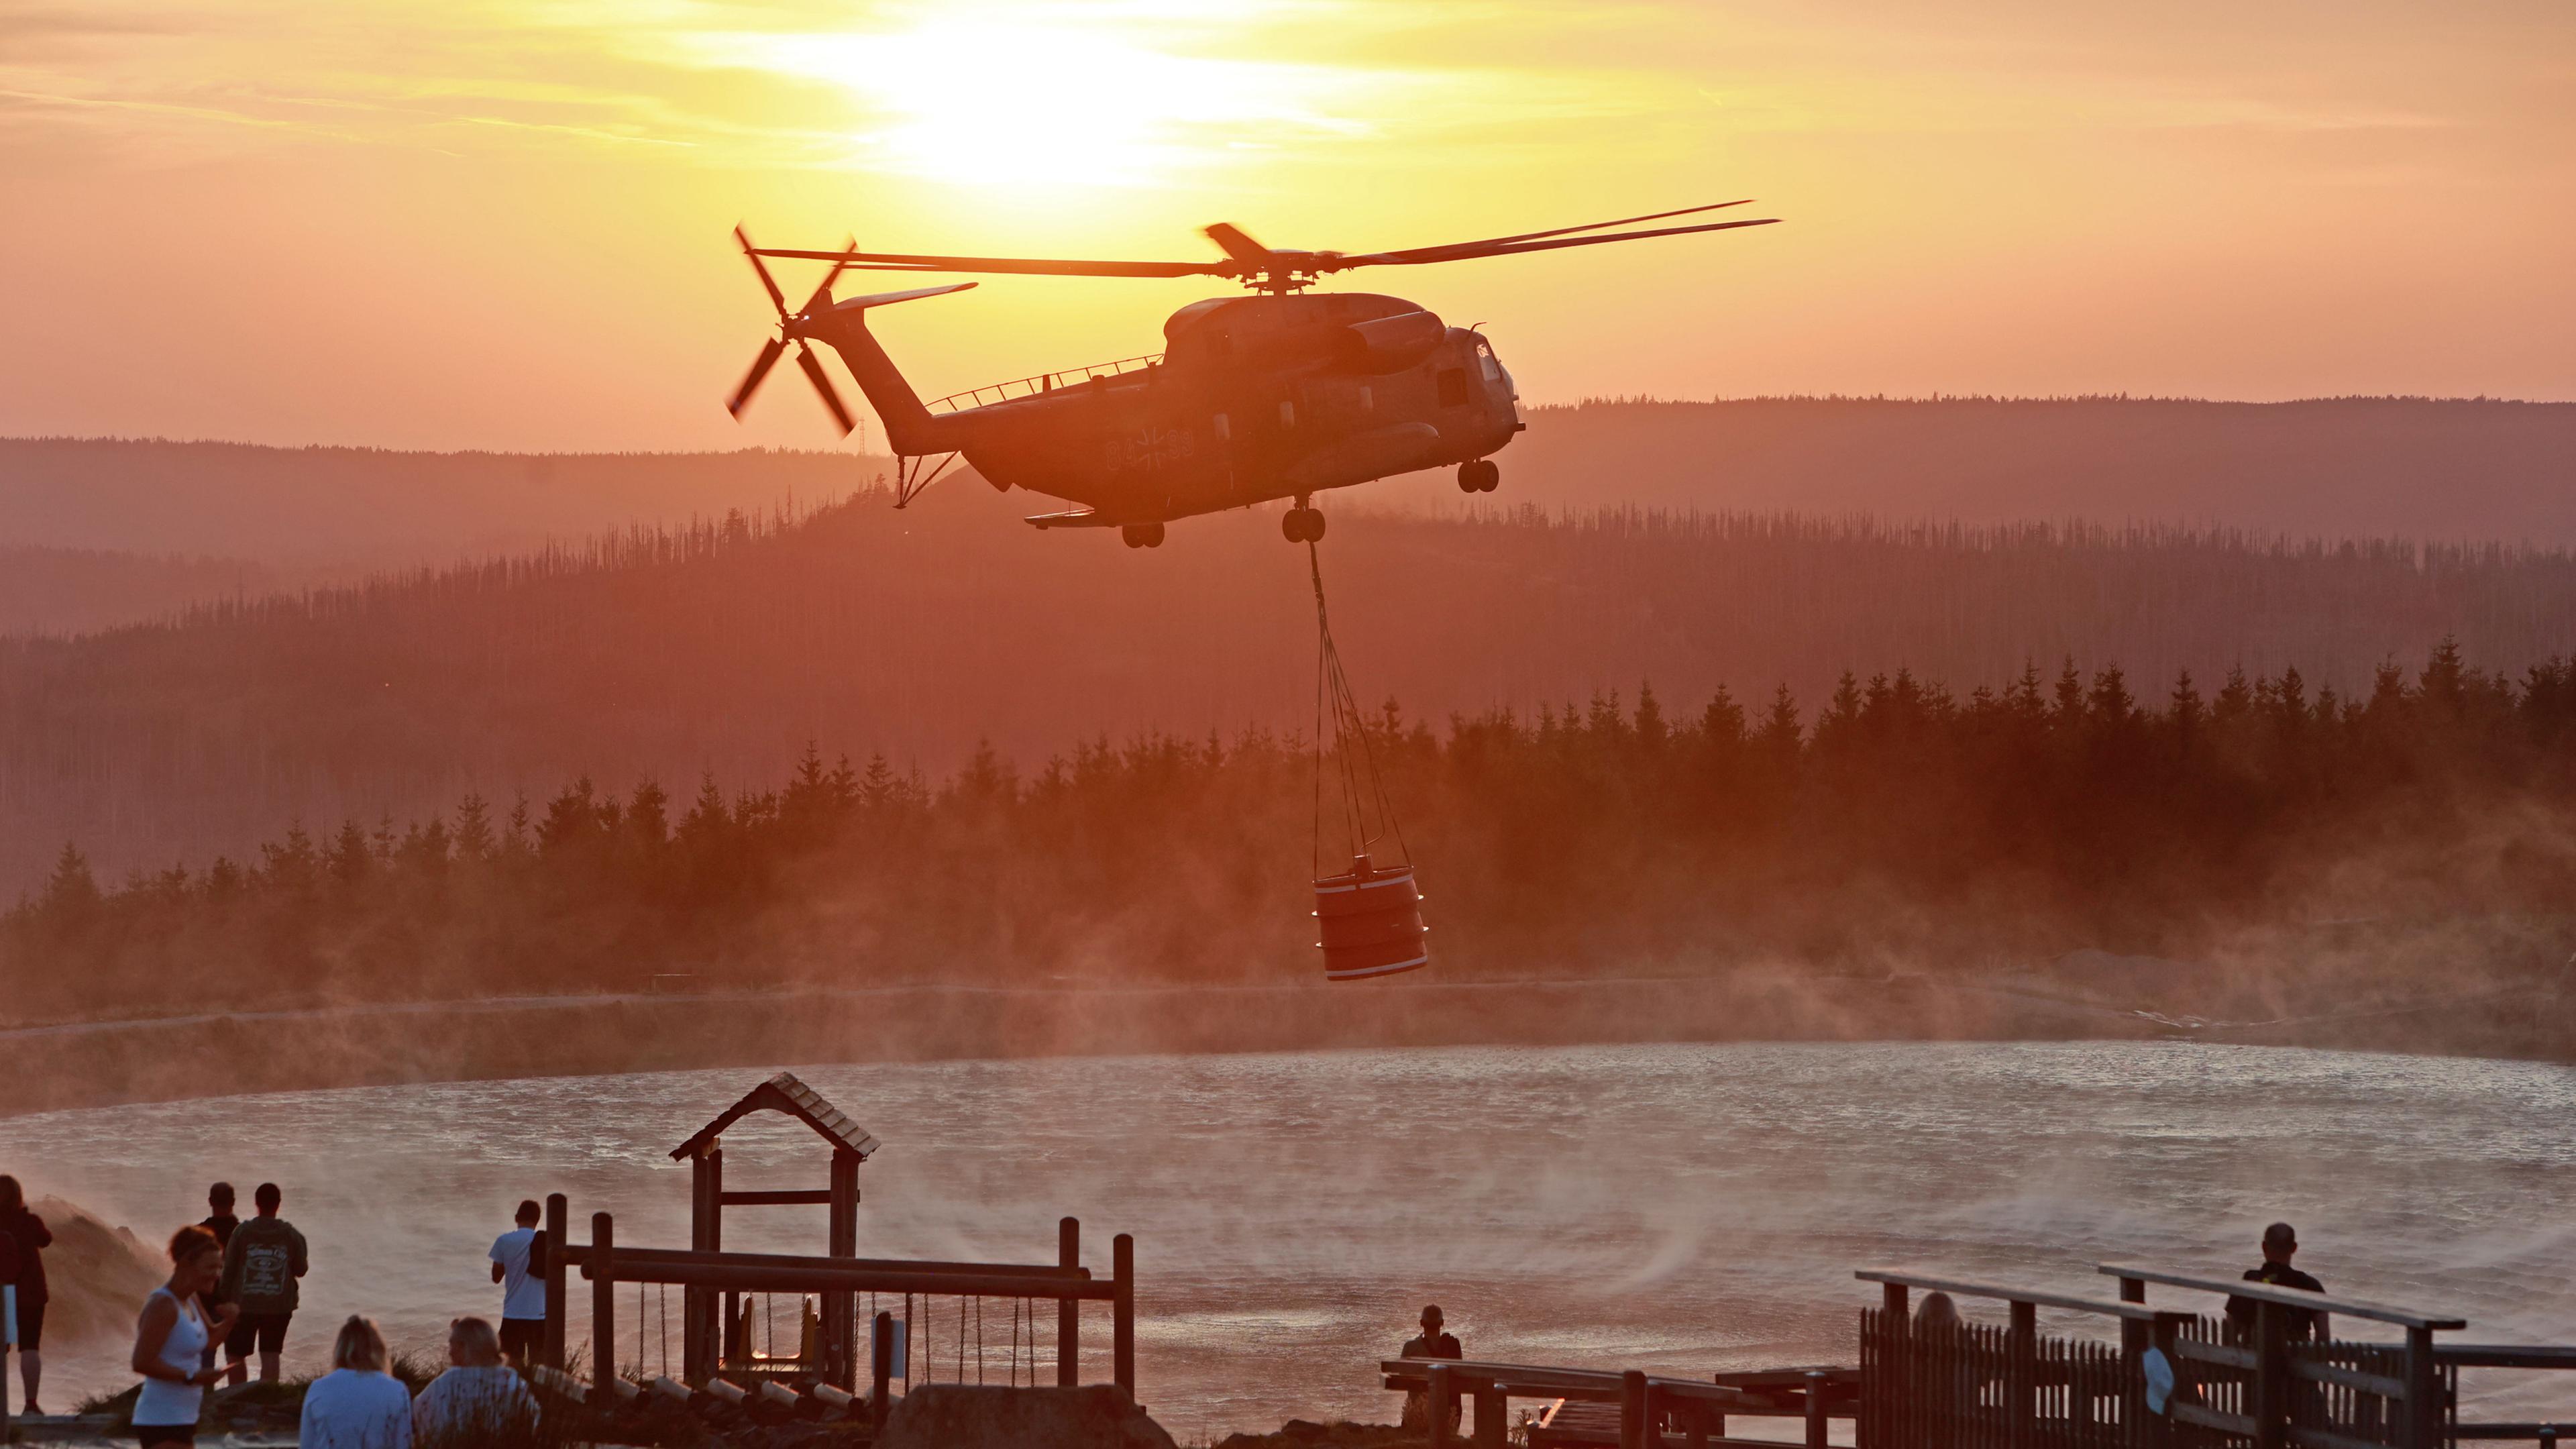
[1305,541,1430,980]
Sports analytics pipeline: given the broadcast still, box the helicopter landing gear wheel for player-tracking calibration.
[1122,522,1165,549]
[1458,459,1500,493]
[1282,507,1326,543]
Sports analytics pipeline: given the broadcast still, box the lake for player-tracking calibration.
[4,1041,2570,1439]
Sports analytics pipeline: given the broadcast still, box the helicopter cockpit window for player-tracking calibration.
[1476,340,1503,382]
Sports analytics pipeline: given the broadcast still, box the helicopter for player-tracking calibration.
[725,203,1776,548]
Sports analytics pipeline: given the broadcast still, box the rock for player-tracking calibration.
[25,1196,166,1347]
[878,1385,1178,1449]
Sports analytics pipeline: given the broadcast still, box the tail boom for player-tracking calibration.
[791,283,976,455]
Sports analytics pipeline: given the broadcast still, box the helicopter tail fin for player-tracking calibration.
[793,282,977,455]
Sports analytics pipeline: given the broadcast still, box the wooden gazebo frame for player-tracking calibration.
[669,1071,879,1383]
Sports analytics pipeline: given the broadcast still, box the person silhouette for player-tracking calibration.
[1399,1305,1463,1432]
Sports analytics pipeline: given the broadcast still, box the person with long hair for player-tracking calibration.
[129,1225,239,1449]
[299,1315,412,1449]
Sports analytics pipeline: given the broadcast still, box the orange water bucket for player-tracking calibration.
[1313,855,1429,981]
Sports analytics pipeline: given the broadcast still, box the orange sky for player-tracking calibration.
[3,0,2571,450]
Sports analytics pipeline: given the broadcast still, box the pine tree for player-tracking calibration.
[453,794,496,863]
[39,842,103,928]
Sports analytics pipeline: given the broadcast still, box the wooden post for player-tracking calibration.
[1058,1218,1080,1388]
[1880,1281,1911,1449]
[2009,1299,2038,1449]
[827,1148,860,1389]
[702,1147,724,1381]
[2402,1326,2439,1449]
[1429,1364,1454,1449]
[2253,1302,2287,1449]
[1807,1369,1831,1449]
[1620,1371,1650,1449]
[1112,1233,1136,1401]
[592,1212,617,1395]
[684,1153,710,1381]
[871,1309,893,1438]
[2118,1279,2147,1448]
[1476,1382,1507,1449]
[543,1193,569,1371]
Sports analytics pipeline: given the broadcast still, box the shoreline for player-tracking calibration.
[6,973,2567,1119]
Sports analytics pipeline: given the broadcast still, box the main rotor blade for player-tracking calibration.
[728,337,787,419]
[1201,223,1272,267]
[1332,216,1780,270]
[751,246,1228,280]
[796,341,856,435]
[735,225,788,314]
[1358,201,1757,266]
[800,237,859,315]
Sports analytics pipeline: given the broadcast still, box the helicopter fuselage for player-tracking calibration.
[821,290,1520,531]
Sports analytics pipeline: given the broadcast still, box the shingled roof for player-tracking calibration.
[669,1071,882,1161]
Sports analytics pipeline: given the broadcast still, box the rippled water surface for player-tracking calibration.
[5,1042,2571,1438]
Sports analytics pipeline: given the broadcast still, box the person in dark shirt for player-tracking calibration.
[200,1181,244,1385]
[217,1181,309,1383]
[2226,1222,2330,1341]
[1399,1304,1464,1432]
[0,1174,52,1414]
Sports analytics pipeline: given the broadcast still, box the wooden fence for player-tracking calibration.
[1857,1265,2576,1449]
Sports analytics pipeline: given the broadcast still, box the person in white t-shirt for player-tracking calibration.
[413,1316,538,1448]
[487,1200,547,1368]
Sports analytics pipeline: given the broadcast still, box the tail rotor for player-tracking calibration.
[727,227,861,435]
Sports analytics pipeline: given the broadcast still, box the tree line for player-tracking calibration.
[8,640,2571,1026]
[12,486,2576,908]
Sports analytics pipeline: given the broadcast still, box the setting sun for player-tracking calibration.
[704,9,1375,187]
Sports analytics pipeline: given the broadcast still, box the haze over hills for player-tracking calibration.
[1366,396,2576,541]
[7,395,2573,636]
[6,476,2573,898]
[0,438,888,568]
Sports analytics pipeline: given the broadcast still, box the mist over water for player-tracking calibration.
[5,1041,2571,1440]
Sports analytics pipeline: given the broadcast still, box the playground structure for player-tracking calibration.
[531,1072,1137,1428]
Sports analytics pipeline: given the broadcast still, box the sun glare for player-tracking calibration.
[714,10,1368,186]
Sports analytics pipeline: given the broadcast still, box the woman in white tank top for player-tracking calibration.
[131,1225,238,1448]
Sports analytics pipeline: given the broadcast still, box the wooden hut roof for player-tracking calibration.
[669,1071,881,1162]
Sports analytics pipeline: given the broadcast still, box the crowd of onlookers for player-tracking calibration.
[1,1174,550,1448]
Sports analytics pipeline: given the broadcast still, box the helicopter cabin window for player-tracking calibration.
[1279,400,1296,427]
[1477,339,1503,382]
[1359,385,1375,413]
[1436,367,1470,407]
[1213,413,1230,441]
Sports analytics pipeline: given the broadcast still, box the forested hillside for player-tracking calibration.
[0,546,292,637]
[1368,396,2576,543]
[0,437,882,569]
[5,484,2575,897]
[9,642,2569,1023]
[10,396,2573,623]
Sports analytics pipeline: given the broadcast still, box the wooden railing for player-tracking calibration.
[1379,1356,1858,1449]
[2098,1264,2463,1449]
[2434,1346,2576,1444]
[1853,1265,2576,1449]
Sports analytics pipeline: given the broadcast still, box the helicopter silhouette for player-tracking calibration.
[727,203,1776,548]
